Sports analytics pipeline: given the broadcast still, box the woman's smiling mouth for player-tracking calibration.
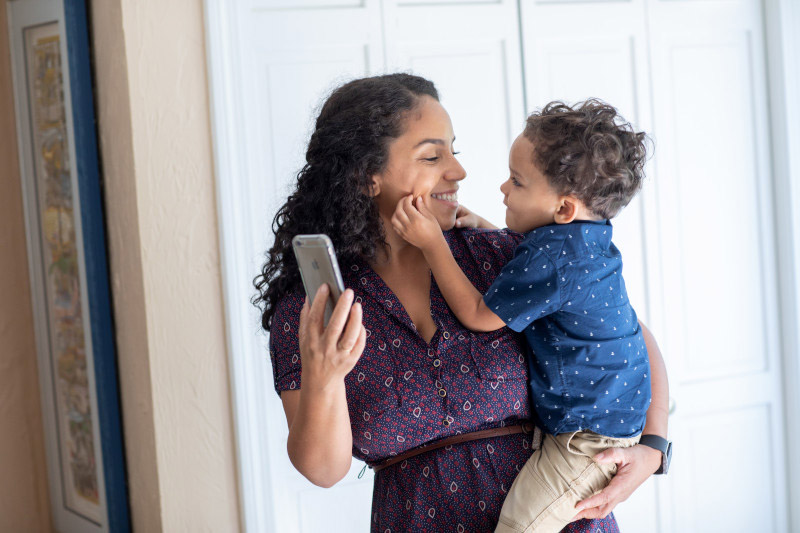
[431,191,458,205]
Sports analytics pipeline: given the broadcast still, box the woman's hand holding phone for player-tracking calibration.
[298,284,366,392]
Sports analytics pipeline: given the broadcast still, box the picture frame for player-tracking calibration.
[6,0,130,531]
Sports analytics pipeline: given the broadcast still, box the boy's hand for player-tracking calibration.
[454,205,480,228]
[455,204,499,230]
[391,195,443,250]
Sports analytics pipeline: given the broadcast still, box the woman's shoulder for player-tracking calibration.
[268,290,305,394]
[443,227,524,292]
[271,290,305,327]
[445,227,523,254]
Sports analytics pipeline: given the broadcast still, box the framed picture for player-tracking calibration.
[7,1,130,531]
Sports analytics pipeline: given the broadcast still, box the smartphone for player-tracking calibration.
[292,234,346,326]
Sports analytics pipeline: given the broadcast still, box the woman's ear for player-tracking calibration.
[368,174,381,197]
[554,197,579,224]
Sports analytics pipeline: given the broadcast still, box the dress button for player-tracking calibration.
[443,331,450,340]
[433,359,441,367]
[438,389,447,398]
[442,418,451,426]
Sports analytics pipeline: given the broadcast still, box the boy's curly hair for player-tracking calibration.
[524,99,650,219]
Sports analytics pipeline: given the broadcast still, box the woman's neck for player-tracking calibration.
[371,215,428,270]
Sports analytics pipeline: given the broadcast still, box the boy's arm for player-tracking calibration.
[423,232,506,332]
[391,196,505,332]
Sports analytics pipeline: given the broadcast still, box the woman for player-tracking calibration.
[254,73,668,532]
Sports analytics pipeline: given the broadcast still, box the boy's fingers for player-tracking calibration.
[394,207,411,227]
[393,197,409,221]
[402,194,417,216]
[418,195,436,218]
[394,198,411,222]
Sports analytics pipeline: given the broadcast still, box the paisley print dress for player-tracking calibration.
[269,228,620,532]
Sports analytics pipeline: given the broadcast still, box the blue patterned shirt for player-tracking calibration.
[483,221,650,438]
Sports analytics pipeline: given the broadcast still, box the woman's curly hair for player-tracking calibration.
[253,73,439,332]
[524,99,650,219]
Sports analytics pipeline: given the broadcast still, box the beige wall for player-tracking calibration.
[89,0,241,530]
[0,2,53,532]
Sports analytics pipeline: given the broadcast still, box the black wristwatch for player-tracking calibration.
[639,434,672,475]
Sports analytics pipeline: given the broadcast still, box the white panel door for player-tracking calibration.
[647,0,788,531]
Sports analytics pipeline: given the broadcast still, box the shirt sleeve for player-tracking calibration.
[483,245,561,332]
[268,291,305,395]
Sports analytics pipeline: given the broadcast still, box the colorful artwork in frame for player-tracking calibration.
[23,21,103,524]
[8,0,130,531]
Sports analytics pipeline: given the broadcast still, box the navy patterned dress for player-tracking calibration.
[269,227,620,532]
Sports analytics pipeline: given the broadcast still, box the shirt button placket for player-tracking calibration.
[430,329,450,426]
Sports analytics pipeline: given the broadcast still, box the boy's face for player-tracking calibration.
[500,134,563,233]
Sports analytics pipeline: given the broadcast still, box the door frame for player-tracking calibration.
[765,0,800,525]
[204,1,800,530]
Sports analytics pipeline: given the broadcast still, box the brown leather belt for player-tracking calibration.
[369,422,543,473]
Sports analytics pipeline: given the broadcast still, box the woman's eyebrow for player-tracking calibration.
[413,136,457,148]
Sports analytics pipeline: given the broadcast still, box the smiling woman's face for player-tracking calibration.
[372,96,466,231]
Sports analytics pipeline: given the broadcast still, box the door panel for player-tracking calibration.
[647,0,787,531]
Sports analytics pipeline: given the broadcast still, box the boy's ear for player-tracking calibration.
[554,197,579,224]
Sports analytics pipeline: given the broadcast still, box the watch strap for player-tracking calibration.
[639,434,671,475]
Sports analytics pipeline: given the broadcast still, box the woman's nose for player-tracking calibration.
[446,155,466,182]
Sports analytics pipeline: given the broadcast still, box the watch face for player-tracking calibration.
[662,441,672,475]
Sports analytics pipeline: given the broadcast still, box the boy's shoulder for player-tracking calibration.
[524,221,616,264]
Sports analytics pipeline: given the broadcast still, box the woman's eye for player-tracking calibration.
[423,157,440,162]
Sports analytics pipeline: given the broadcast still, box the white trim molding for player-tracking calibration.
[203,2,278,532]
[765,0,800,525]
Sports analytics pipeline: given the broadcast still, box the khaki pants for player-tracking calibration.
[495,430,640,533]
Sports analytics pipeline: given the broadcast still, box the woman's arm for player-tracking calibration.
[280,285,366,488]
[572,320,669,520]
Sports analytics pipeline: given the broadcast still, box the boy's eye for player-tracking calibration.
[452,151,461,156]
[511,176,521,186]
